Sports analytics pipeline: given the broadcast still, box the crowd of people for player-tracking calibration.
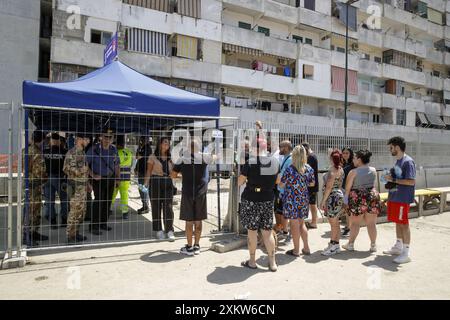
[26,123,417,266]
[237,125,416,271]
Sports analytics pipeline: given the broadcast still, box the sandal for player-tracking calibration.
[302,249,311,256]
[241,260,257,269]
[286,249,300,257]
[305,222,317,230]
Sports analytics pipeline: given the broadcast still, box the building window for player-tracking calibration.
[374,56,382,63]
[175,0,202,18]
[305,38,313,45]
[304,0,315,11]
[127,28,170,56]
[303,64,314,80]
[432,70,441,77]
[293,35,303,43]
[373,114,380,123]
[238,22,251,30]
[258,26,270,37]
[175,34,199,60]
[331,66,358,95]
[91,30,112,45]
[123,0,171,13]
[362,53,370,60]
[336,47,346,53]
[396,109,406,126]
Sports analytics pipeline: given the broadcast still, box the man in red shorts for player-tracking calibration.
[383,137,416,264]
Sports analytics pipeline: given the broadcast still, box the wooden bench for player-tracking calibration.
[379,189,442,217]
[426,187,450,214]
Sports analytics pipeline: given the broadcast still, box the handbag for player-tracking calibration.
[385,168,397,190]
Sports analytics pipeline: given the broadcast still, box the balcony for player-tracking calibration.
[264,0,298,26]
[425,74,444,91]
[298,44,331,65]
[427,0,446,12]
[51,38,104,68]
[298,7,331,31]
[222,25,265,51]
[358,29,382,48]
[446,26,450,40]
[405,97,425,113]
[263,73,298,95]
[427,21,444,39]
[382,3,428,32]
[263,37,298,60]
[427,48,445,65]
[358,59,382,78]
[222,0,264,16]
[382,64,426,86]
[331,51,359,71]
[424,101,442,114]
[172,58,221,84]
[382,93,406,110]
[298,78,331,100]
[121,51,172,78]
[445,79,450,91]
[384,34,426,58]
[221,65,263,89]
[330,91,359,104]
[358,90,382,108]
[445,53,450,65]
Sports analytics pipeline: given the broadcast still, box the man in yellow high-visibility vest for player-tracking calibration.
[112,135,133,219]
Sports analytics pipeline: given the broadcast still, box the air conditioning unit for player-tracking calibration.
[351,43,359,51]
[277,93,287,101]
[221,87,228,94]
[278,58,288,66]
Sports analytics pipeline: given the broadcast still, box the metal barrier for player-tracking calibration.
[2,106,450,267]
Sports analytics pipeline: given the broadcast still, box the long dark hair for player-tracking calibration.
[154,136,171,159]
[341,147,354,166]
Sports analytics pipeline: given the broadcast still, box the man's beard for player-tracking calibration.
[391,151,398,157]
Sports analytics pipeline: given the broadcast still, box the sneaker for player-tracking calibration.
[370,243,377,253]
[342,227,350,237]
[322,243,341,256]
[193,244,200,255]
[383,246,402,255]
[167,231,175,242]
[122,212,129,220]
[277,231,288,241]
[284,233,292,244]
[393,252,411,264]
[31,231,48,241]
[180,245,194,256]
[342,242,355,251]
[156,230,165,240]
[67,233,87,244]
[137,206,149,214]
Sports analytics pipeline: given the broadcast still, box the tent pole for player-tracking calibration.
[23,109,30,247]
[215,119,221,231]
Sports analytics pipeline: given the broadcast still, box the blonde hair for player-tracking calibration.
[291,145,307,173]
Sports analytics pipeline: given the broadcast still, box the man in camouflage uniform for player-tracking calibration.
[28,131,48,244]
[63,134,91,243]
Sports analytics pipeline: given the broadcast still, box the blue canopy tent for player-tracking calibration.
[20,61,227,247]
[22,61,220,134]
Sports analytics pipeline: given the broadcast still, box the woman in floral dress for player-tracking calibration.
[280,145,315,257]
[320,149,345,256]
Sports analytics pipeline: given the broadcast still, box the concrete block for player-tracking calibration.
[210,235,246,253]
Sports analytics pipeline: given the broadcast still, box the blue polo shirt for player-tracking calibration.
[86,144,120,178]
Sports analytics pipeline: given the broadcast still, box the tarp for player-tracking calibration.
[23,61,219,118]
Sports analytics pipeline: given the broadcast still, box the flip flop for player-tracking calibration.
[286,249,300,257]
[305,222,317,230]
[302,249,311,256]
[241,260,257,269]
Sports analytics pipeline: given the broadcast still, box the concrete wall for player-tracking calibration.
[0,0,40,153]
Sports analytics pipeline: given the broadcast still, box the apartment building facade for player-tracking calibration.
[34,0,450,144]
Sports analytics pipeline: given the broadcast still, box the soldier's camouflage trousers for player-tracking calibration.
[66,185,87,238]
[29,187,42,232]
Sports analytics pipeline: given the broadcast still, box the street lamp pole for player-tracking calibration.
[344,0,358,142]
[344,2,349,141]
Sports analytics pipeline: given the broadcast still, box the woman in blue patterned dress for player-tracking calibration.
[320,149,345,256]
[280,145,315,257]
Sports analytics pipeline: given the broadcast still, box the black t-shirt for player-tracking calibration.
[173,153,212,197]
[241,155,279,202]
[342,161,355,188]
[43,145,67,177]
[307,153,319,192]
[136,143,152,175]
